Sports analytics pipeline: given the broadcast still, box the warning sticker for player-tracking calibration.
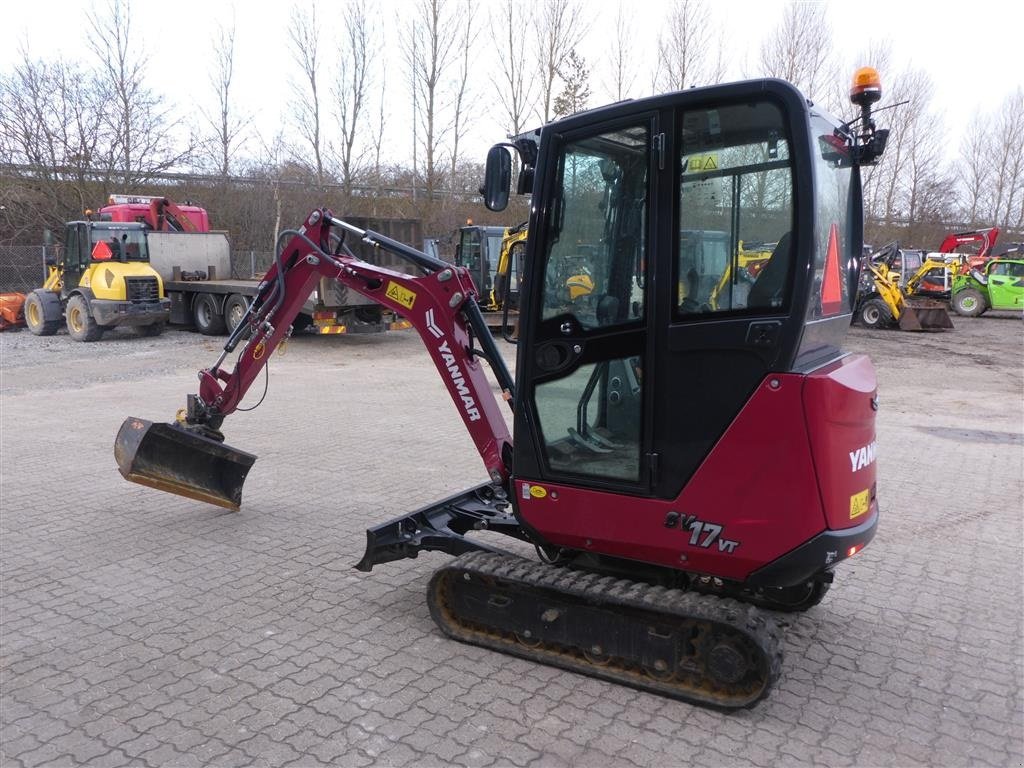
[849,489,870,519]
[683,153,719,174]
[529,485,548,499]
[385,281,416,310]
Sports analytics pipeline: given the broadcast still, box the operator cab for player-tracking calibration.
[455,225,506,299]
[59,221,149,297]
[486,78,878,499]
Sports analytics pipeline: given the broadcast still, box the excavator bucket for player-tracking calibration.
[114,418,256,511]
[898,299,954,331]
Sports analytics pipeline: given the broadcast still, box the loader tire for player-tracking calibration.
[952,288,986,317]
[66,295,104,342]
[24,290,61,336]
[193,293,227,335]
[858,298,892,329]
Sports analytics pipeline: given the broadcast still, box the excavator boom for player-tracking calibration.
[116,210,514,510]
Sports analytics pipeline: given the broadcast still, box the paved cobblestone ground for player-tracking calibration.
[1,315,1022,767]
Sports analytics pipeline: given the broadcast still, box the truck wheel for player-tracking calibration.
[952,288,987,317]
[66,295,104,341]
[193,293,227,335]
[133,322,165,337]
[858,298,892,329]
[24,291,61,336]
[224,294,251,336]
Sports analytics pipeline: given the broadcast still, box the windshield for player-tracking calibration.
[90,228,149,262]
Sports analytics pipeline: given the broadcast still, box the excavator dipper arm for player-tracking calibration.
[116,208,514,509]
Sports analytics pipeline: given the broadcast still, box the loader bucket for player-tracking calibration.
[898,299,954,331]
[115,418,257,511]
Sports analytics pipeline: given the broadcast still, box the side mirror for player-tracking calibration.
[483,145,512,212]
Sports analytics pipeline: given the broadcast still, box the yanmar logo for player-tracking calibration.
[849,440,877,472]
[438,340,481,422]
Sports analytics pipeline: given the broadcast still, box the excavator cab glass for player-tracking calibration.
[677,102,794,317]
[514,81,866,498]
[88,226,149,263]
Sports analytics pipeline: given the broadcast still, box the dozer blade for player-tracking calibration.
[899,299,954,331]
[115,418,256,511]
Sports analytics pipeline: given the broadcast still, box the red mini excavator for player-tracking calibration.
[115,70,890,709]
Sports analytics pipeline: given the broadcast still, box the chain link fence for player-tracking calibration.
[0,246,53,293]
[230,251,275,279]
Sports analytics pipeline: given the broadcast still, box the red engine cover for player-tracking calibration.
[515,354,878,582]
[801,353,878,531]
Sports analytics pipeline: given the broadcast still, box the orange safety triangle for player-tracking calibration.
[821,223,843,315]
[92,241,113,260]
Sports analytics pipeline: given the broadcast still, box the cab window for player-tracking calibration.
[540,125,648,330]
[676,101,795,316]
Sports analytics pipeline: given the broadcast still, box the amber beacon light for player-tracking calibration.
[850,66,882,107]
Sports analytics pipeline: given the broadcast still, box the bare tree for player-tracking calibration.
[859,67,960,244]
[601,0,638,102]
[986,89,1024,230]
[369,60,388,208]
[959,113,992,226]
[88,0,192,185]
[449,0,479,190]
[205,11,252,177]
[288,3,327,187]
[757,1,835,97]
[0,52,111,233]
[402,0,458,197]
[493,0,537,136]
[902,117,955,243]
[534,0,588,123]
[334,0,372,198]
[655,0,718,93]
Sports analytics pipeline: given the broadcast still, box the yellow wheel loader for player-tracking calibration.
[24,220,170,341]
[854,242,953,331]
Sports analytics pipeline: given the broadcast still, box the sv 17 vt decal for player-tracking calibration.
[664,511,740,554]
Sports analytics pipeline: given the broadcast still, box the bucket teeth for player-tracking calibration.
[115,417,257,511]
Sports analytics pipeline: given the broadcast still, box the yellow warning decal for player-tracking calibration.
[683,153,718,173]
[385,281,416,310]
[529,485,548,499]
[849,489,870,519]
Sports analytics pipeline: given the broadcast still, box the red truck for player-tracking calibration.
[98,195,414,336]
[97,194,211,232]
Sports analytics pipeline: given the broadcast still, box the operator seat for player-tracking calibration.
[748,232,792,310]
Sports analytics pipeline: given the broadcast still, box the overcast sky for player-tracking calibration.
[2,0,1021,171]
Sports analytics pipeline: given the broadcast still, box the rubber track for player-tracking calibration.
[427,551,784,709]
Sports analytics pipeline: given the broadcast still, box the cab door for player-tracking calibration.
[652,98,804,498]
[987,261,1024,309]
[513,115,658,495]
[60,223,88,299]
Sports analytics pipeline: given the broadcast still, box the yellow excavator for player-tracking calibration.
[490,222,528,311]
[854,241,953,330]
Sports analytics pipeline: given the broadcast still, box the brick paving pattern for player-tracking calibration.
[1,318,1022,767]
